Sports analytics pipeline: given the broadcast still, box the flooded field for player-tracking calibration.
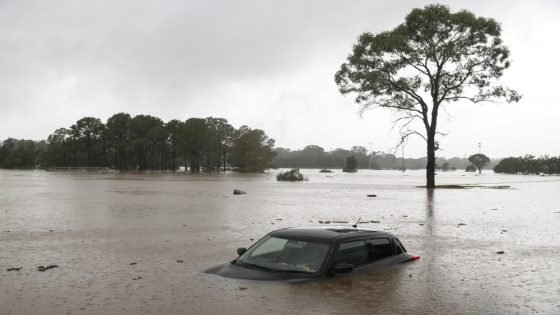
[1,169,560,314]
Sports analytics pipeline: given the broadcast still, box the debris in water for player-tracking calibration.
[457,223,467,226]
[132,276,142,280]
[496,251,506,255]
[276,218,283,221]
[130,262,137,265]
[233,189,247,195]
[501,229,508,232]
[37,265,58,272]
[370,220,380,224]
[366,194,377,197]
[491,208,498,211]
[6,267,22,271]
[177,260,184,263]
[238,287,248,291]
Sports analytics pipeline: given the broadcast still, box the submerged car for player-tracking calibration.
[204,226,419,280]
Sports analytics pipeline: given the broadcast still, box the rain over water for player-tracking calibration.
[1,169,559,314]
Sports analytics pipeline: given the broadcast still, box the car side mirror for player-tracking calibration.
[237,247,247,256]
[334,263,354,274]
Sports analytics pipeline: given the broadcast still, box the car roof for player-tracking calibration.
[268,226,396,244]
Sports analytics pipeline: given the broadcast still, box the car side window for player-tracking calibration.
[334,240,368,267]
[366,238,394,261]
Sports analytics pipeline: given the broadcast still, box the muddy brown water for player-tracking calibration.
[1,169,559,314]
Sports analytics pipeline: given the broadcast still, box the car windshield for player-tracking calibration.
[237,236,330,273]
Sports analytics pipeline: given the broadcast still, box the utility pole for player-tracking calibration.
[478,142,482,154]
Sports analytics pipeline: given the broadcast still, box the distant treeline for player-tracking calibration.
[0,114,276,172]
[272,145,495,170]
[493,155,560,175]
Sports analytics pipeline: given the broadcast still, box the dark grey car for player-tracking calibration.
[204,226,419,280]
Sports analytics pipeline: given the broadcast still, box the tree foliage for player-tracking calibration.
[335,4,520,188]
[0,114,275,172]
[229,126,276,172]
[494,155,560,175]
[468,153,490,173]
[0,138,45,168]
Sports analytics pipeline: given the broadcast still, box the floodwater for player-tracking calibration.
[1,169,559,314]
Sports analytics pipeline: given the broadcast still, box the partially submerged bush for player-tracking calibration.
[277,168,305,181]
[465,164,477,172]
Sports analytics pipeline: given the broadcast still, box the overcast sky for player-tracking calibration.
[1,0,559,158]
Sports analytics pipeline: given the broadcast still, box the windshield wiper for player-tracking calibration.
[235,261,281,273]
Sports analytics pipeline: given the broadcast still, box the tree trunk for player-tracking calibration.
[223,149,226,173]
[426,134,436,189]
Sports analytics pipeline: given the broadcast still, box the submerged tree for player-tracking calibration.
[468,153,490,173]
[343,155,358,172]
[229,126,276,172]
[335,4,520,188]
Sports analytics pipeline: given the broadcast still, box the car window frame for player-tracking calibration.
[365,237,398,263]
[330,235,405,273]
[333,239,370,268]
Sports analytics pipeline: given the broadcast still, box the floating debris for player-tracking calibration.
[132,276,142,280]
[366,194,377,197]
[6,267,22,272]
[501,229,508,232]
[129,262,137,265]
[233,189,247,195]
[37,265,58,272]
[457,223,467,226]
[177,260,184,263]
[370,220,380,224]
[486,186,511,189]
[496,251,506,255]
[238,287,248,291]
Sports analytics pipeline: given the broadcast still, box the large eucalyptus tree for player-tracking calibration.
[335,4,520,188]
